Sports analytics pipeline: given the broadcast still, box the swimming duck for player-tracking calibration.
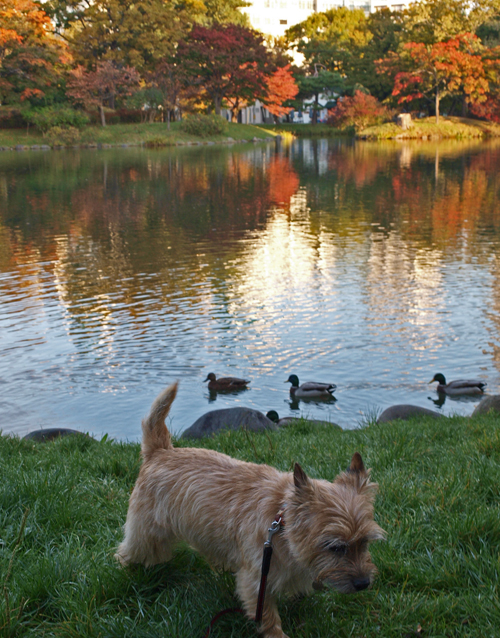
[285,374,336,399]
[203,373,250,392]
[266,410,341,429]
[429,373,486,396]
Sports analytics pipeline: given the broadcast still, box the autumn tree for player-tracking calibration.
[262,64,298,121]
[469,44,500,122]
[327,90,390,130]
[45,0,252,71]
[377,33,491,123]
[0,0,70,104]
[46,0,191,74]
[67,61,140,125]
[148,59,191,126]
[177,24,272,119]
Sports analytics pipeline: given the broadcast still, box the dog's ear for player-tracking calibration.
[346,452,367,475]
[293,463,310,489]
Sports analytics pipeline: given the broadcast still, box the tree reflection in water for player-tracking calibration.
[0,139,499,439]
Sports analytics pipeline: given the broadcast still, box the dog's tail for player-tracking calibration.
[141,382,178,460]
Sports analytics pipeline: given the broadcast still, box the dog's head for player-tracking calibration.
[285,453,385,593]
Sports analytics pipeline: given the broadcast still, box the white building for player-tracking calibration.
[242,0,412,39]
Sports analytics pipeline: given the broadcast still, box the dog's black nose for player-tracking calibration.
[353,578,370,591]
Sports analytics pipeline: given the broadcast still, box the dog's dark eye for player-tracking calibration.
[326,542,348,555]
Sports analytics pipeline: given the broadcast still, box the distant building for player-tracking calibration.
[242,0,412,39]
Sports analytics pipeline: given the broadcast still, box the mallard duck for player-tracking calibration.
[266,410,341,429]
[203,373,250,392]
[429,373,486,396]
[285,374,336,399]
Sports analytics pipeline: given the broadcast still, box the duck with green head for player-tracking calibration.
[285,374,336,399]
[266,410,342,429]
[429,373,486,396]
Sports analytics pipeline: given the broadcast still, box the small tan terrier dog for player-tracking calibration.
[116,383,385,638]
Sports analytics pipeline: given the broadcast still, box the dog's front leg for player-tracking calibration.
[258,594,289,638]
[236,569,289,638]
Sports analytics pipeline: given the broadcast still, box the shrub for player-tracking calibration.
[47,125,82,146]
[24,107,90,135]
[327,91,391,131]
[0,107,26,129]
[469,96,500,124]
[180,113,228,137]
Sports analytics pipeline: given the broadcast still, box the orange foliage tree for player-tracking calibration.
[67,62,140,126]
[262,64,299,121]
[377,33,492,123]
[0,0,69,104]
[468,46,500,123]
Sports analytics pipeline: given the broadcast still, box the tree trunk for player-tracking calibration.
[461,94,467,117]
[312,94,319,125]
[167,109,170,131]
[435,90,440,124]
[214,95,221,116]
[99,105,106,127]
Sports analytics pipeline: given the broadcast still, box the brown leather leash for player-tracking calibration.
[202,512,283,636]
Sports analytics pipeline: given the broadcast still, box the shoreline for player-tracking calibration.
[0,121,289,152]
[2,117,500,151]
[358,115,500,140]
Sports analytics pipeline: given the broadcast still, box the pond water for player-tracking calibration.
[1,137,500,440]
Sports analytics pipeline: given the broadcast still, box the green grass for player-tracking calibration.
[3,117,500,148]
[359,116,500,140]
[0,122,281,150]
[1,413,500,637]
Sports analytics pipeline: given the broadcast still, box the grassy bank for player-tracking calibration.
[359,116,500,140]
[259,123,347,137]
[0,122,285,150]
[1,412,499,637]
[2,117,500,149]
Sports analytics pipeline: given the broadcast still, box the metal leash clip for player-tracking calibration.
[265,517,282,547]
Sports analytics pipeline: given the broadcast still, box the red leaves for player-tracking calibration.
[263,65,299,118]
[379,33,493,111]
[178,24,272,115]
[327,90,389,130]
[67,62,140,110]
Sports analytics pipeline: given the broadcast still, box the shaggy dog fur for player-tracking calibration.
[116,382,385,638]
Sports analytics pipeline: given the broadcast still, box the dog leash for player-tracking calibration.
[202,511,283,636]
[255,513,283,623]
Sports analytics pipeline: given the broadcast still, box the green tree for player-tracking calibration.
[285,7,400,100]
[296,68,344,125]
[402,0,500,45]
[194,0,250,26]
[45,0,192,73]
[286,7,372,73]
[360,9,404,99]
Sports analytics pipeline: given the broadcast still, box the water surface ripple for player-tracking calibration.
[1,139,499,439]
